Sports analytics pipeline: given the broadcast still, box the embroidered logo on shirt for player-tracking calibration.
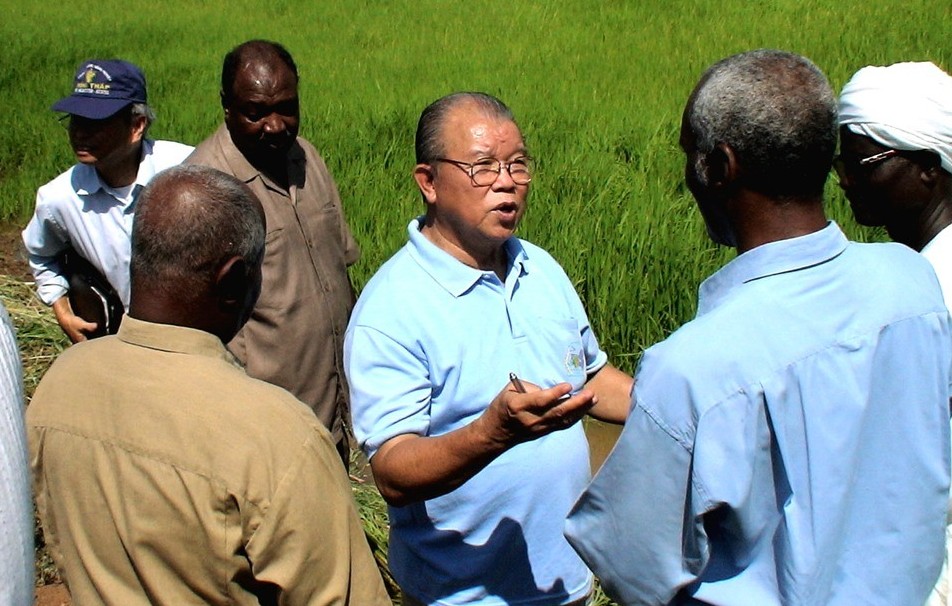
[564,347,584,375]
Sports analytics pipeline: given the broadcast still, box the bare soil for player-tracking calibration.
[34,584,69,606]
[0,222,33,282]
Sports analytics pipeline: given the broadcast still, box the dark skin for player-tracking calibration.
[837,127,952,252]
[221,52,300,190]
[129,255,260,343]
[679,110,828,254]
[127,179,264,343]
[837,129,952,415]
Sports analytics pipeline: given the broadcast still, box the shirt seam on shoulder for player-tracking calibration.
[31,423,266,515]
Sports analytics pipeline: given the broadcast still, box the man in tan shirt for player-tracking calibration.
[28,165,389,605]
[187,40,358,463]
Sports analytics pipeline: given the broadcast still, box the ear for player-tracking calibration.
[220,90,230,117]
[705,143,740,190]
[130,115,148,143]
[919,155,942,188]
[413,163,438,205]
[214,256,250,312]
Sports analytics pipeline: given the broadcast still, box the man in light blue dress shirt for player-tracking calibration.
[565,50,952,606]
[22,59,192,342]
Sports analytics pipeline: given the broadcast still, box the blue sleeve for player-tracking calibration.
[344,324,432,460]
[564,389,707,604]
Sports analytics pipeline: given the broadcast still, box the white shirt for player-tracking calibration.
[923,222,952,309]
[923,222,952,606]
[22,139,193,310]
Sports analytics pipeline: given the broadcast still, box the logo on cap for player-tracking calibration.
[51,59,147,120]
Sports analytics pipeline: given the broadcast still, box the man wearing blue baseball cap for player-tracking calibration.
[22,59,193,342]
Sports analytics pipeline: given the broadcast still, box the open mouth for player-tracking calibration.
[493,202,520,219]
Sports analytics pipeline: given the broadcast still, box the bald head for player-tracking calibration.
[686,49,837,200]
[415,92,516,164]
[221,39,298,105]
[130,165,265,338]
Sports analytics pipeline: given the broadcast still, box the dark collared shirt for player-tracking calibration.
[187,125,359,444]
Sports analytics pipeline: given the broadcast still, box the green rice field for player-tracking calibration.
[6,0,952,361]
[4,1,952,602]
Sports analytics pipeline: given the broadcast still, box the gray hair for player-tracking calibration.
[415,92,515,164]
[130,102,155,136]
[131,165,265,297]
[688,49,837,199]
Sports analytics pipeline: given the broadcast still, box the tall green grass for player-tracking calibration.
[3,3,952,602]
[4,0,950,365]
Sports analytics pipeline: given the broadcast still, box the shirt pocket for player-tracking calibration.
[516,315,587,392]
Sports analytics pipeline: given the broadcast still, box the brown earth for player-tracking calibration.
[34,584,69,606]
[0,222,33,282]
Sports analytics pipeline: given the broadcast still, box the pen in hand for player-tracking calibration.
[509,372,527,394]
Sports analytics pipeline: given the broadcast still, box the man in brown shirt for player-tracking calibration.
[28,165,389,605]
[187,40,358,461]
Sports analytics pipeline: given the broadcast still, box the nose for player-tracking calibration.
[491,164,517,191]
[836,169,852,191]
[68,117,94,138]
[262,112,285,135]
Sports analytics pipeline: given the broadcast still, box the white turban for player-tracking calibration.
[839,61,952,174]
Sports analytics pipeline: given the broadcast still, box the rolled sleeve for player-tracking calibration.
[344,325,432,459]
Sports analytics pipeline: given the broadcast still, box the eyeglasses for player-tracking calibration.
[832,149,900,180]
[433,157,533,187]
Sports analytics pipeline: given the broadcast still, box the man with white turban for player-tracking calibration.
[838,61,952,305]
[565,50,952,606]
[838,61,952,606]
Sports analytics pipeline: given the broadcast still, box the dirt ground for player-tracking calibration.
[0,222,32,281]
[34,584,69,606]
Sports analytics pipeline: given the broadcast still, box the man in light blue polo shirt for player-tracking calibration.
[344,92,633,606]
[565,50,952,606]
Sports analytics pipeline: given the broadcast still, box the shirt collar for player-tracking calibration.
[73,139,156,204]
[697,221,848,316]
[116,316,242,368]
[405,217,528,298]
[211,123,304,191]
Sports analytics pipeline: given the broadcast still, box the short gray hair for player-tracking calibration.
[415,92,515,164]
[130,102,155,136]
[688,49,837,199]
[131,165,265,297]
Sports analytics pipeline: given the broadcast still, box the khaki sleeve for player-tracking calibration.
[244,428,390,605]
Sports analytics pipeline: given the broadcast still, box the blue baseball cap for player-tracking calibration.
[52,60,148,120]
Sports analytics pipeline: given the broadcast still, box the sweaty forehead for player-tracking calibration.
[839,127,887,155]
[442,106,524,155]
[231,57,297,99]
